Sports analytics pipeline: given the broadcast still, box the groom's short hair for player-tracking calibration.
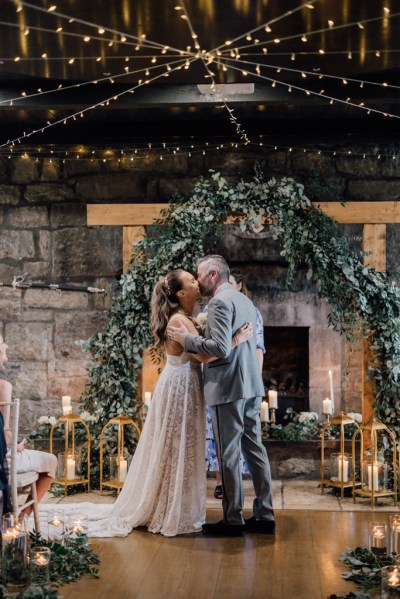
[199,255,230,282]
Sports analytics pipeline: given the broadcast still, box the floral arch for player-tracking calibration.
[80,171,400,479]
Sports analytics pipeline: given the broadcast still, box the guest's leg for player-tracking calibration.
[240,396,274,521]
[211,401,245,525]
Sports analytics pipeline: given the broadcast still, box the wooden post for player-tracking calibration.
[362,224,386,425]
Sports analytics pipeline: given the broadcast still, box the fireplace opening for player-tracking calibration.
[262,326,309,423]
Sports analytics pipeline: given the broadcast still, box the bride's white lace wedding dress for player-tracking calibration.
[42,352,206,538]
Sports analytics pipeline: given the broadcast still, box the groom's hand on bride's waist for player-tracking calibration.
[167,321,189,346]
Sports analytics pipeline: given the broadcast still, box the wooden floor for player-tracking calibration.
[60,509,384,599]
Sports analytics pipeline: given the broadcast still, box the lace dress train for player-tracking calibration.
[51,353,206,538]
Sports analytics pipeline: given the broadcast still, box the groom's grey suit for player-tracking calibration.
[184,282,274,526]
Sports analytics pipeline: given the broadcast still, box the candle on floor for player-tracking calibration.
[268,390,278,409]
[260,401,269,423]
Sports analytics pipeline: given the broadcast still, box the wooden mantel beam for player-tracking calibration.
[87,201,400,226]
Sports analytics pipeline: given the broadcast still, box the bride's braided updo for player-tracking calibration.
[150,269,185,348]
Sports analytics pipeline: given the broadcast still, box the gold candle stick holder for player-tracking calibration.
[269,407,276,425]
[50,413,91,496]
[100,415,141,496]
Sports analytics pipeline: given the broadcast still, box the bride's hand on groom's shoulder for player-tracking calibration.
[234,322,253,346]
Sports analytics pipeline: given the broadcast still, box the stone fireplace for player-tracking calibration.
[263,326,309,420]
[254,290,342,419]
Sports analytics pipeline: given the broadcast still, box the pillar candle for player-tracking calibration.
[268,390,278,409]
[368,463,379,490]
[144,392,152,406]
[322,398,332,414]
[66,456,75,479]
[62,406,72,415]
[119,458,128,482]
[260,401,269,423]
[62,395,71,407]
[337,455,349,482]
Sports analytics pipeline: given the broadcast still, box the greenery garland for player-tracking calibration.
[79,171,400,483]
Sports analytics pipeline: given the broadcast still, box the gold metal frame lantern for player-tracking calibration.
[100,415,141,495]
[49,413,91,496]
[321,412,360,498]
[352,417,397,508]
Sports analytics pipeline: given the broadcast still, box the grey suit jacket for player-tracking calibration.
[184,282,265,406]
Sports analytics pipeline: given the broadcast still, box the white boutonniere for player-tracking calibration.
[195,312,207,333]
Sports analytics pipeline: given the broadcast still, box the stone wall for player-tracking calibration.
[0,143,399,428]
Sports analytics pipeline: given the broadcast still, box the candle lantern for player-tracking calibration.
[352,418,397,508]
[47,509,65,543]
[1,514,30,593]
[100,415,140,495]
[30,547,51,587]
[50,413,91,496]
[320,412,360,498]
[66,513,89,546]
[369,522,388,556]
[382,565,400,596]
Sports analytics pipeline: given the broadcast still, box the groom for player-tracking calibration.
[168,255,274,537]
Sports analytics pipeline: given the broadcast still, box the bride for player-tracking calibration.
[66,268,252,538]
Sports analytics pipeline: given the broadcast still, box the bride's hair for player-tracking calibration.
[151,269,185,348]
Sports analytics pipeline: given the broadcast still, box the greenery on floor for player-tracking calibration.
[328,546,398,599]
[77,170,400,483]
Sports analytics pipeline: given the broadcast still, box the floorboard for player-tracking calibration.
[59,509,387,599]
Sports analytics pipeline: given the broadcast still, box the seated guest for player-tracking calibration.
[0,336,57,517]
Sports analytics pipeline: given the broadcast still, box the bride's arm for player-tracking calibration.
[167,320,254,363]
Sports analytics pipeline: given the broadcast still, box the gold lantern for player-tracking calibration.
[100,415,141,495]
[352,417,397,508]
[49,413,91,496]
[320,412,360,498]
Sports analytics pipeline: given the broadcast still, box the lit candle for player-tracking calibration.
[33,554,48,566]
[144,391,151,406]
[337,455,349,482]
[328,370,335,413]
[268,390,278,409]
[389,571,400,587]
[260,401,269,423]
[368,462,379,490]
[119,458,128,482]
[322,398,332,415]
[66,456,76,479]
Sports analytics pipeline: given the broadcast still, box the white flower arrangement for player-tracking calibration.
[346,412,362,424]
[37,415,57,426]
[79,410,98,424]
[298,411,319,424]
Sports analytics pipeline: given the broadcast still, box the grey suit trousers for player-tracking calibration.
[211,396,274,525]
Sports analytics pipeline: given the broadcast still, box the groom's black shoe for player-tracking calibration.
[202,520,245,537]
[245,517,275,534]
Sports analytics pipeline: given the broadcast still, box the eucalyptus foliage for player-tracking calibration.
[79,171,400,482]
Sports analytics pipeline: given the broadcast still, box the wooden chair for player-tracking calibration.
[1,399,41,532]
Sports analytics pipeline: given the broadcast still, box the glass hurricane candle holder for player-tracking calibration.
[382,565,400,596]
[362,460,385,492]
[1,514,30,592]
[57,451,81,481]
[66,513,89,546]
[47,509,65,543]
[390,515,400,556]
[30,547,51,587]
[330,452,352,483]
[368,522,388,556]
